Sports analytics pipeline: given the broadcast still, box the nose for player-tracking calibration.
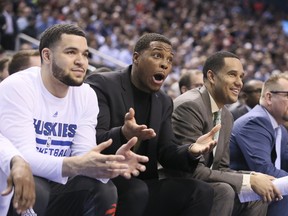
[235,76,243,88]
[74,54,85,66]
[160,60,169,70]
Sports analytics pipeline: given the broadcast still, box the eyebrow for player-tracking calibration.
[270,90,288,94]
[65,47,89,53]
[152,47,174,55]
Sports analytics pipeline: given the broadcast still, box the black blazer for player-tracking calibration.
[85,66,198,180]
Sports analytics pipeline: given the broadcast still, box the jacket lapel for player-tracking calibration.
[120,67,134,111]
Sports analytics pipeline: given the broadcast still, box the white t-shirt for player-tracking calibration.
[0,133,23,215]
[0,67,99,184]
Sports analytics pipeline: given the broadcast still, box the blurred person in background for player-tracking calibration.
[229,79,263,120]
[179,69,204,94]
[0,56,10,82]
[8,49,41,75]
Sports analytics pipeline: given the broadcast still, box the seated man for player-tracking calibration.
[172,51,281,216]
[0,133,35,215]
[230,73,288,216]
[86,33,220,216]
[0,23,148,216]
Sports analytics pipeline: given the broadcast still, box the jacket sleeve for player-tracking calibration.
[157,97,199,173]
[234,118,288,178]
[85,73,124,154]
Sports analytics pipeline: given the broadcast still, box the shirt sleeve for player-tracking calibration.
[0,133,22,176]
[0,76,66,184]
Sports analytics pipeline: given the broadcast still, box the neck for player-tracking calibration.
[41,68,69,98]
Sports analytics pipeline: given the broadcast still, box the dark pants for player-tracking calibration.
[9,175,118,216]
[267,195,288,216]
[113,176,214,216]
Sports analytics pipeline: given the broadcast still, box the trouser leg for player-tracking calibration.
[232,194,268,216]
[33,176,51,216]
[208,182,235,216]
[112,176,148,216]
[267,195,288,216]
[46,176,117,216]
[144,178,214,216]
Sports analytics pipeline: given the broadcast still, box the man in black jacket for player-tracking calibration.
[86,33,220,216]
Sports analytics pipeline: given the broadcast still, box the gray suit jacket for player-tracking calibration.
[172,86,243,193]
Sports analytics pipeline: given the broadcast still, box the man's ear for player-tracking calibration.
[207,70,215,84]
[266,92,273,105]
[133,52,140,64]
[42,48,50,62]
[181,86,188,94]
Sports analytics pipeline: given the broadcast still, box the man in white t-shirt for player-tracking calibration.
[0,23,148,216]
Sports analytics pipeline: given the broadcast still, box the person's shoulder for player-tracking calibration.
[0,67,40,88]
[173,89,201,108]
[85,69,123,86]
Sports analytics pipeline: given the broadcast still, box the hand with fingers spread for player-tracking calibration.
[116,137,149,179]
[121,108,156,141]
[63,138,148,180]
[250,172,283,203]
[188,124,221,157]
[1,156,35,214]
[63,139,131,179]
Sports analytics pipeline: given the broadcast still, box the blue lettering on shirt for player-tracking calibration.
[33,119,77,138]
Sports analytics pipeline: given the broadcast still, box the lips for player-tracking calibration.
[72,68,85,73]
[231,88,240,95]
[153,73,165,84]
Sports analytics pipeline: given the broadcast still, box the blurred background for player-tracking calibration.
[0,0,287,97]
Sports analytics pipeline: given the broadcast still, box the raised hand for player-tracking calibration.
[188,124,221,156]
[1,156,35,214]
[116,137,149,179]
[121,108,156,141]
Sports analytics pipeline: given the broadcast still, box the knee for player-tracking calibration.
[193,180,214,200]
[213,182,235,201]
[95,180,118,202]
[119,178,149,202]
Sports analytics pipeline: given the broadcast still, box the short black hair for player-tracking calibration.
[202,51,239,79]
[134,33,172,53]
[39,23,86,59]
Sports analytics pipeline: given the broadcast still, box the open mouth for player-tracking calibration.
[153,73,165,82]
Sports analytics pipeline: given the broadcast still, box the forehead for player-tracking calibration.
[221,57,244,74]
[278,78,288,89]
[57,34,88,50]
[148,41,174,55]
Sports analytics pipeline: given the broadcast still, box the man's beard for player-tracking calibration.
[52,60,85,86]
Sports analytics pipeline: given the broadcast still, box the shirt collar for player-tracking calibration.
[262,106,279,130]
[208,92,220,113]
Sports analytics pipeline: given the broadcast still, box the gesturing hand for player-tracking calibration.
[189,124,221,157]
[69,139,131,179]
[1,156,35,214]
[116,137,149,179]
[122,108,156,141]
